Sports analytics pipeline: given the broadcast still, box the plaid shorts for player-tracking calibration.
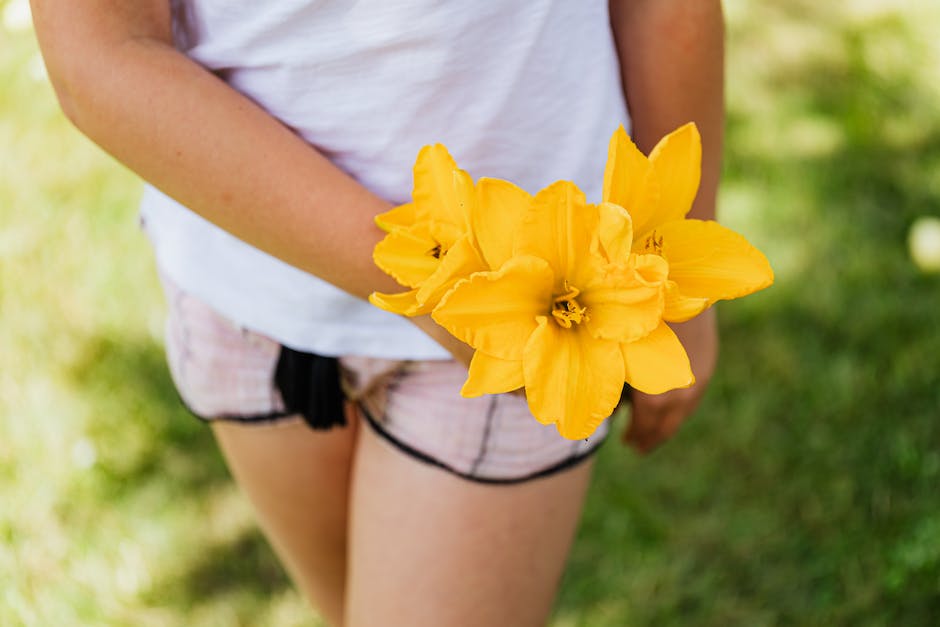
[161,278,609,483]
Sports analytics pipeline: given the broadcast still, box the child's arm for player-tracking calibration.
[29,0,471,363]
[610,0,725,452]
[31,0,393,298]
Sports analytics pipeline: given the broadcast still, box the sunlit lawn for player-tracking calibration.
[3,0,939,625]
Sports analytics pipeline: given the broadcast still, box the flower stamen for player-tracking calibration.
[552,281,588,328]
[643,230,665,255]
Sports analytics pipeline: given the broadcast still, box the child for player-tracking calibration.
[31,1,724,624]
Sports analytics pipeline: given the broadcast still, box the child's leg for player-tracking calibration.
[211,416,357,626]
[159,276,357,624]
[346,422,593,627]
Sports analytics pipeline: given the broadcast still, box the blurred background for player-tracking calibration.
[2,0,939,624]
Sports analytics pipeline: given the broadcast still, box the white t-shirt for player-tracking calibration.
[142,0,630,358]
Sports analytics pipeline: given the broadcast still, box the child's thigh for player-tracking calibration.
[346,420,594,627]
[211,418,356,626]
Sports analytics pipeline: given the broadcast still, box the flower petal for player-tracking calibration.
[621,322,695,394]
[368,288,422,316]
[473,177,531,270]
[581,262,664,344]
[663,280,709,323]
[597,202,633,262]
[461,351,524,397]
[658,219,775,303]
[432,255,552,361]
[430,168,475,249]
[523,317,624,440]
[414,234,485,309]
[515,181,597,288]
[602,126,661,239]
[633,253,670,285]
[648,122,702,225]
[412,144,465,229]
[372,221,440,288]
[375,202,419,233]
[428,219,464,253]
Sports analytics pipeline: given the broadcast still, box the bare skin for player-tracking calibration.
[31,0,725,624]
[209,411,359,627]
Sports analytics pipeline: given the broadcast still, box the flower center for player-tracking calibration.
[642,230,664,255]
[427,243,444,259]
[551,282,588,328]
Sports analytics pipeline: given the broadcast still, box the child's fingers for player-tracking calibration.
[623,387,701,453]
[623,393,671,453]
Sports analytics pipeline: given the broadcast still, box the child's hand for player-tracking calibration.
[622,308,718,453]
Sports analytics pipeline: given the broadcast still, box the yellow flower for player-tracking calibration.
[603,123,775,322]
[602,123,774,393]
[370,145,530,315]
[432,181,671,439]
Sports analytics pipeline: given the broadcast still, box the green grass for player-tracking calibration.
[3,1,939,625]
